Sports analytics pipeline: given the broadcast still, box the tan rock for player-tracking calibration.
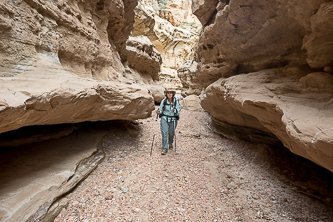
[0,56,154,134]
[299,72,333,93]
[323,66,333,74]
[189,0,333,172]
[145,83,165,103]
[0,124,107,222]
[303,2,333,69]
[0,0,159,135]
[159,9,180,26]
[177,60,203,96]
[0,0,139,80]
[183,94,203,111]
[201,68,333,172]
[132,0,200,89]
[192,0,219,26]
[0,0,165,221]
[122,35,165,103]
[124,35,162,80]
[192,0,324,87]
[168,0,201,26]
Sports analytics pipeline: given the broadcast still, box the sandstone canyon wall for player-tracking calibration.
[186,0,333,172]
[0,0,162,221]
[132,0,200,91]
[0,0,157,135]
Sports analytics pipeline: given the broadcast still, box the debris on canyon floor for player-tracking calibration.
[55,108,333,221]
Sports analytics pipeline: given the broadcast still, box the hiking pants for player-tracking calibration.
[160,117,177,150]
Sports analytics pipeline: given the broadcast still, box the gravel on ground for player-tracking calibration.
[55,108,333,222]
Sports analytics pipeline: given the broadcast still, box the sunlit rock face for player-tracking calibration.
[124,36,162,81]
[132,0,200,89]
[0,0,156,134]
[123,35,165,102]
[177,60,203,96]
[191,0,333,172]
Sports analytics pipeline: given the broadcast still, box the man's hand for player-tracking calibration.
[156,109,160,114]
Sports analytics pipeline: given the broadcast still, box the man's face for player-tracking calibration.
[166,92,173,99]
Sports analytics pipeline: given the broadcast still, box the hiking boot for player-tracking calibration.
[168,144,173,150]
[161,149,167,155]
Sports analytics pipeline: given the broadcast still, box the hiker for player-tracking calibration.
[156,88,182,155]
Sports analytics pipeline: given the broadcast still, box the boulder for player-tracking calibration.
[145,83,165,103]
[124,36,162,80]
[183,94,203,111]
[177,60,203,96]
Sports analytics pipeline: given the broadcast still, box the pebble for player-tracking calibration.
[53,109,333,222]
[105,195,113,200]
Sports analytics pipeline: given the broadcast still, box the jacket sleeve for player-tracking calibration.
[174,98,182,114]
[158,98,165,114]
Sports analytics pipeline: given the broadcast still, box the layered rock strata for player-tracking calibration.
[0,0,157,221]
[0,123,108,222]
[132,0,200,90]
[122,35,165,102]
[124,36,162,81]
[0,58,154,134]
[190,0,333,172]
[0,0,156,134]
[177,60,202,96]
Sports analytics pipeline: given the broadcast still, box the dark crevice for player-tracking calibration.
[205,9,217,27]
[96,0,105,11]
[207,44,214,49]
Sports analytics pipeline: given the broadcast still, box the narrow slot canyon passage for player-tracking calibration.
[1,0,333,221]
[54,108,333,221]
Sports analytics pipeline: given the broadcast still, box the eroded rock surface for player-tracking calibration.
[0,123,109,222]
[124,36,162,81]
[122,35,165,102]
[190,0,333,172]
[0,0,157,221]
[132,0,200,89]
[303,2,333,69]
[177,60,202,96]
[0,55,154,134]
[0,0,157,134]
[192,0,330,86]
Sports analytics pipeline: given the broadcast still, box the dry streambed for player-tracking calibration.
[55,109,333,221]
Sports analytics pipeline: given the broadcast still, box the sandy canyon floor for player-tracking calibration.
[55,108,333,221]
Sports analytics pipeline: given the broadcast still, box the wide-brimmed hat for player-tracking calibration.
[164,88,176,94]
[163,83,177,94]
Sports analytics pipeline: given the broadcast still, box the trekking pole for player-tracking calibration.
[174,118,177,153]
[173,97,181,154]
[150,113,158,156]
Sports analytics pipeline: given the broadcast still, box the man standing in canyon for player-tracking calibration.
[156,87,182,155]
